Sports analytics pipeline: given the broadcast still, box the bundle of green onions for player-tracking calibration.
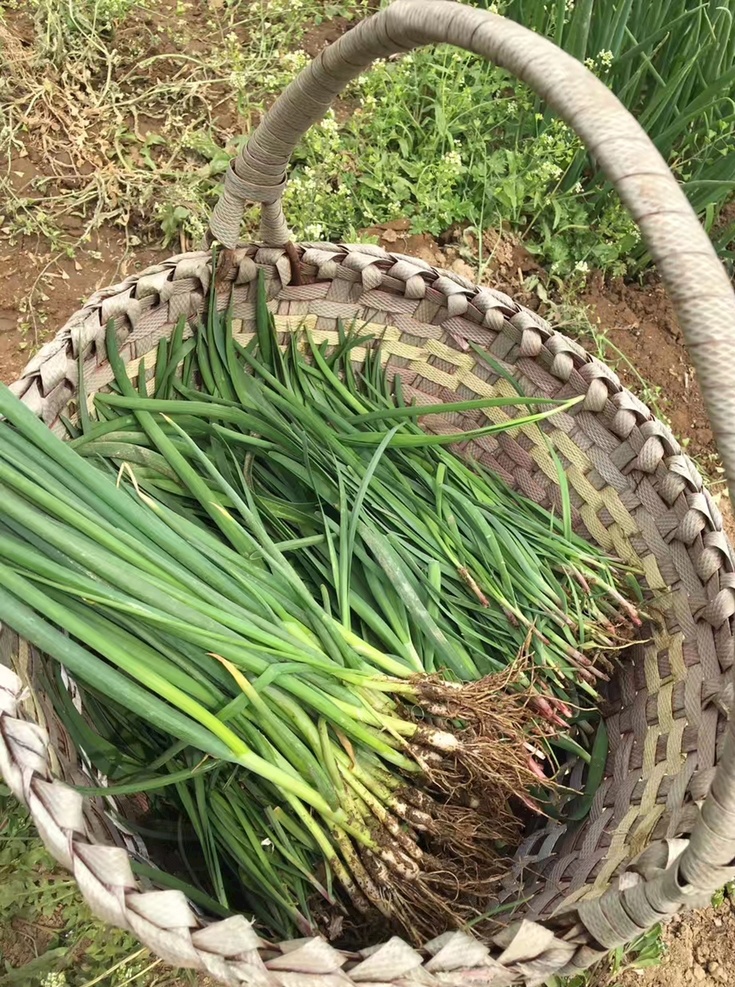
[0,271,642,942]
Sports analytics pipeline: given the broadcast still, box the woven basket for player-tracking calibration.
[3,1,735,984]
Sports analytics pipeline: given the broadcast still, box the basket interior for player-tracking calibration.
[8,243,734,926]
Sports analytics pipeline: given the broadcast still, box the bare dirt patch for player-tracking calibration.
[615,902,735,987]
[0,230,162,382]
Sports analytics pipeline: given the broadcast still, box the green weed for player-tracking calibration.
[711,882,735,909]
[3,0,735,279]
[29,0,139,64]
[283,0,735,275]
[498,0,735,266]
[0,788,203,987]
[549,923,666,987]
[281,41,645,276]
[605,923,667,981]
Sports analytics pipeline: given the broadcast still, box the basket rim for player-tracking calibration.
[7,0,735,971]
[2,240,733,985]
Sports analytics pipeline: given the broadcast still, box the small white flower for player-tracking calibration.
[282,50,308,69]
[574,260,590,274]
[584,56,595,70]
[320,116,339,133]
[41,974,67,987]
[304,222,324,239]
[598,49,614,67]
[573,181,584,194]
[229,71,248,89]
[565,0,575,9]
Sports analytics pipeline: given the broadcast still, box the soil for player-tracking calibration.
[579,274,717,469]
[614,902,735,987]
[0,230,163,383]
[1,3,734,984]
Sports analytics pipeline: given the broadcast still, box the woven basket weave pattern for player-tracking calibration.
[2,243,734,985]
[5,0,735,980]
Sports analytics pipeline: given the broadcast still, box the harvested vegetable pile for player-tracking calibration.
[0,269,642,944]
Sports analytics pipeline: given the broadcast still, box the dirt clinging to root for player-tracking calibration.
[315,664,565,947]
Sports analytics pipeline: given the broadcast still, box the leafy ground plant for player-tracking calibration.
[547,924,666,987]
[2,0,735,277]
[0,787,209,987]
[289,0,735,275]
[275,0,735,274]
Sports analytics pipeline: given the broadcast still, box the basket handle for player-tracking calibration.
[211,0,735,499]
[211,0,735,929]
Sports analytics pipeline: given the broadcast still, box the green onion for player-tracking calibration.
[0,269,640,944]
